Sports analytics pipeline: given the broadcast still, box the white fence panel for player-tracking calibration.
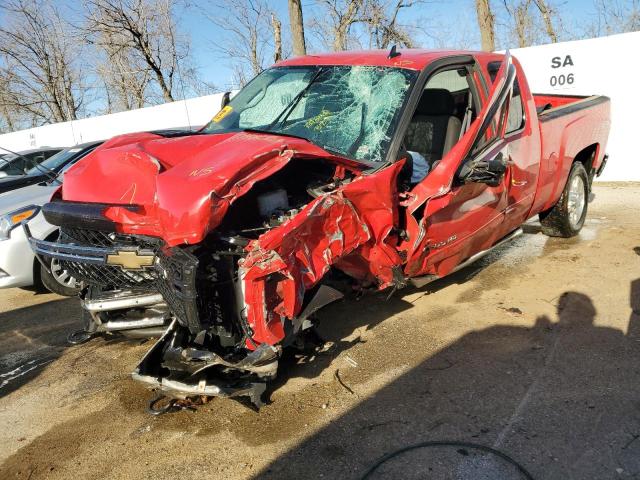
[0,93,224,152]
[511,31,640,181]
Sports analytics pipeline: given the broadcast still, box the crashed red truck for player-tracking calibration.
[29,49,611,409]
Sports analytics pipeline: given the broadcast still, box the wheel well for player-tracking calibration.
[573,144,598,185]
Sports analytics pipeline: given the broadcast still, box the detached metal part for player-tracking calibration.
[133,285,343,411]
[133,320,276,410]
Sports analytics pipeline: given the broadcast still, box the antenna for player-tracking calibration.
[388,45,401,59]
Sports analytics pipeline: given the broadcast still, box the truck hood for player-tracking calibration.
[61,130,358,246]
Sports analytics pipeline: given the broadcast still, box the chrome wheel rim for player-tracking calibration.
[567,175,586,228]
[50,258,78,288]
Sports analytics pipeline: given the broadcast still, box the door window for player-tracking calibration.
[404,66,478,184]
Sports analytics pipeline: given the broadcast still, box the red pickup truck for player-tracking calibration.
[30,49,610,409]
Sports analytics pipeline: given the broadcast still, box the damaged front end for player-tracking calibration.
[133,320,278,410]
[30,153,403,409]
[29,63,415,410]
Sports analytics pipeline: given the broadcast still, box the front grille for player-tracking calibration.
[67,261,157,287]
[32,227,229,335]
[57,227,160,289]
[61,227,158,250]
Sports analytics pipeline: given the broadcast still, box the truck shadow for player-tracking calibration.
[0,296,82,398]
[255,283,640,479]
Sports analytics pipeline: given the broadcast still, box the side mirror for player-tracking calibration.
[221,91,231,109]
[459,152,508,187]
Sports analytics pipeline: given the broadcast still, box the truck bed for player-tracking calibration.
[533,93,606,118]
[530,93,611,216]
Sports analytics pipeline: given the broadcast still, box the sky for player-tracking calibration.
[183,0,599,92]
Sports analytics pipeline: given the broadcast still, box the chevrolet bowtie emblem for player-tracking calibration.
[106,251,155,270]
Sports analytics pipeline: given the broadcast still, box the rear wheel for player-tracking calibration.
[539,162,589,238]
[39,257,81,296]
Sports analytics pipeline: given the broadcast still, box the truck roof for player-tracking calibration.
[276,49,501,71]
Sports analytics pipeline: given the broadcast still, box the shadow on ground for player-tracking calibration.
[256,282,640,480]
[0,296,82,398]
[267,253,513,397]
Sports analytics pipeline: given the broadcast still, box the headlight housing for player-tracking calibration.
[0,205,40,241]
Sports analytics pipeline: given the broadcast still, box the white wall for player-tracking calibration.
[0,92,226,152]
[511,31,640,181]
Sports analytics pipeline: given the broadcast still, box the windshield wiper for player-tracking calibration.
[265,67,327,131]
[242,128,313,143]
[0,146,57,181]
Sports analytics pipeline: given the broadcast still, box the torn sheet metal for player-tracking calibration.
[240,191,370,346]
[240,162,405,347]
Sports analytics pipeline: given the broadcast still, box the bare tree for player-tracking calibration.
[475,0,496,51]
[272,13,283,63]
[501,0,560,47]
[203,0,273,87]
[311,0,364,51]
[588,0,640,36]
[533,0,558,42]
[84,0,191,103]
[503,0,533,47]
[363,0,420,48]
[0,69,19,132]
[0,0,86,126]
[94,31,151,112]
[288,0,307,56]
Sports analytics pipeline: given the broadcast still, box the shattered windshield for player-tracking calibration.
[202,65,417,163]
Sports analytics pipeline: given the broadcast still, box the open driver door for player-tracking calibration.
[400,52,518,281]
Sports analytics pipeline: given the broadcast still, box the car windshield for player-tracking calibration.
[202,65,417,164]
[25,147,82,176]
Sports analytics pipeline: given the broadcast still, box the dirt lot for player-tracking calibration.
[0,183,639,479]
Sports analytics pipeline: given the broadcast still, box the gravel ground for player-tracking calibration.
[0,183,638,480]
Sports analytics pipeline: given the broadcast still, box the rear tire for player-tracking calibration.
[539,162,589,238]
[40,257,81,296]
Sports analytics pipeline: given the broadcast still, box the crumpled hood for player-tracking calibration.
[61,130,353,246]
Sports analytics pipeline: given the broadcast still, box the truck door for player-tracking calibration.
[401,53,517,279]
[486,60,540,234]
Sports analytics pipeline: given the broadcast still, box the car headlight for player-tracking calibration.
[0,205,40,241]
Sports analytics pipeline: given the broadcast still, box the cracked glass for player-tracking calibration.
[203,66,418,164]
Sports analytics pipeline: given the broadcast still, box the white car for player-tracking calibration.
[0,141,102,295]
[0,182,77,294]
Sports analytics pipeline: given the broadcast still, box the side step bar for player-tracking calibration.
[410,228,524,288]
